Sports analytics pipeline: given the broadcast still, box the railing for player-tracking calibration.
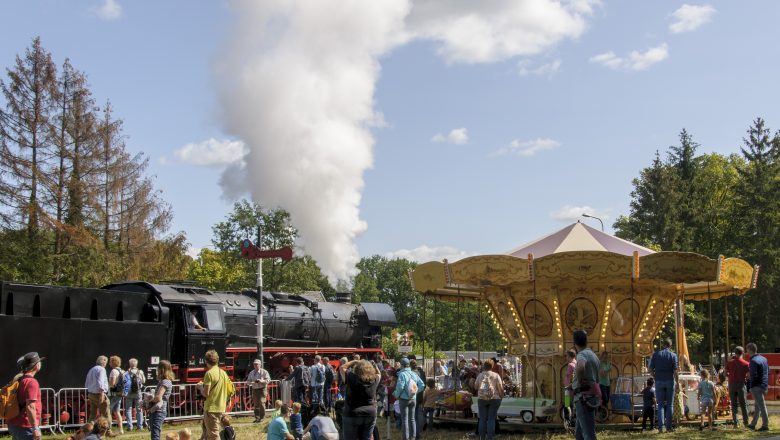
[1,380,294,434]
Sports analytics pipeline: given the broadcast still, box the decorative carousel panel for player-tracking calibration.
[640,252,717,283]
[604,342,641,356]
[637,298,664,342]
[528,341,561,357]
[411,261,447,293]
[564,297,599,335]
[636,342,653,357]
[610,298,641,337]
[720,257,755,289]
[535,252,632,282]
[449,255,530,287]
[523,299,554,337]
[494,299,528,343]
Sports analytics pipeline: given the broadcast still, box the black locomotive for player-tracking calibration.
[0,281,396,388]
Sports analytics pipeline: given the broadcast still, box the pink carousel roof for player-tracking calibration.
[506,221,655,258]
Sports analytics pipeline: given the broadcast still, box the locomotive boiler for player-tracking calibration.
[0,280,396,389]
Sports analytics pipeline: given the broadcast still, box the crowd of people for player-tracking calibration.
[4,336,772,440]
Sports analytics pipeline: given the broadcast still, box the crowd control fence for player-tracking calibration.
[0,380,287,434]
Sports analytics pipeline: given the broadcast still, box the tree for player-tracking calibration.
[188,200,332,293]
[0,37,57,236]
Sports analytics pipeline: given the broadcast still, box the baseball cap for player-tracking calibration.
[399,357,410,367]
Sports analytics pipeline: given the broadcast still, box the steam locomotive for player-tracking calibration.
[0,281,396,388]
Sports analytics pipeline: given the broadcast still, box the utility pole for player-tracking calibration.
[240,236,293,364]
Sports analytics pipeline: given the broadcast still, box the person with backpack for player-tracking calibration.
[322,357,335,412]
[123,358,146,432]
[196,350,236,440]
[309,356,326,407]
[287,358,307,404]
[393,357,425,440]
[107,355,126,435]
[340,359,381,440]
[475,360,504,440]
[4,352,44,440]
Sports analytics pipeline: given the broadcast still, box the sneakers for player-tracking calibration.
[757,426,769,432]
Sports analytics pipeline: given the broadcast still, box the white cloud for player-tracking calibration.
[91,0,122,21]
[406,0,600,63]
[431,127,469,144]
[518,59,561,77]
[385,245,472,263]
[551,205,611,222]
[670,4,716,33]
[589,43,669,71]
[174,138,247,168]
[493,137,560,157]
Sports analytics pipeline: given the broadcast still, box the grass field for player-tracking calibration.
[42,415,780,439]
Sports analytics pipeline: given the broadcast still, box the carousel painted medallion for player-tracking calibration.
[523,299,553,337]
[565,298,598,333]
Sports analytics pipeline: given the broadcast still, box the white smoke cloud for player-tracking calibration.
[215,0,596,280]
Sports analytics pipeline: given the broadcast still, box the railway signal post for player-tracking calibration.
[240,236,293,363]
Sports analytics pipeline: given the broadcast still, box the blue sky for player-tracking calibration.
[2,1,779,279]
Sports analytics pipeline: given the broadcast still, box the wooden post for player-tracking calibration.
[740,296,745,348]
[708,287,714,365]
[724,298,730,357]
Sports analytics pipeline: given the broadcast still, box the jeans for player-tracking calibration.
[729,384,748,426]
[124,393,144,430]
[655,380,674,431]
[8,425,35,440]
[399,398,417,440]
[477,399,500,440]
[149,409,166,440]
[750,386,769,429]
[574,398,596,440]
[424,407,435,428]
[311,385,324,405]
[324,385,333,410]
[599,384,610,408]
[416,403,425,435]
[296,386,307,403]
[342,414,376,440]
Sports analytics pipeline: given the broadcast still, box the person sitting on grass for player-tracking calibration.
[66,422,93,440]
[178,428,192,440]
[84,417,110,440]
[268,403,295,440]
[220,414,236,440]
[698,369,716,431]
[302,406,339,440]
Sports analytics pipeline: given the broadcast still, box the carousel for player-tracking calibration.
[409,222,758,423]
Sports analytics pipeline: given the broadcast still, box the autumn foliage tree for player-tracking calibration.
[0,38,188,286]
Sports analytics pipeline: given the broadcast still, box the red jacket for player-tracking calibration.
[726,356,750,386]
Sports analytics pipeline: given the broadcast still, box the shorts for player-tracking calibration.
[110,395,123,412]
[700,398,714,410]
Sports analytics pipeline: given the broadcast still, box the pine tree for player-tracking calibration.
[0,37,57,236]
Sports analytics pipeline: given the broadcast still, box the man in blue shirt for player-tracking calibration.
[85,356,110,424]
[267,404,294,440]
[309,355,327,406]
[747,343,769,431]
[648,338,678,433]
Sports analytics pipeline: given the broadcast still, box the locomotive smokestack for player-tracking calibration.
[335,292,352,304]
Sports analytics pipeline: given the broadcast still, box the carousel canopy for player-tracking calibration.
[507,222,655,258]
[409,223,758,357]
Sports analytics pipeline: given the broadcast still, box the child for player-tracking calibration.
[219,415,236,440]
[422,377,438,431]
[698,369,716,431]
[178,428,192,440]
[164,433,179,440]
[66,422,93,440]
[641,378,656,432]
[290,402,304,440]
[269,399,284,419]
[563,349,577,420]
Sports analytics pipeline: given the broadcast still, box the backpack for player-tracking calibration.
[314,365,324,384]
[405,372,418,398]
[111,368,127,396]
[125,369,143,394]
[0,379,21,420]
[478,374,497,400]
[302,366,311,387]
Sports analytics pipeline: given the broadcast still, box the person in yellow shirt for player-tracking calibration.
[196,350,232,440]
